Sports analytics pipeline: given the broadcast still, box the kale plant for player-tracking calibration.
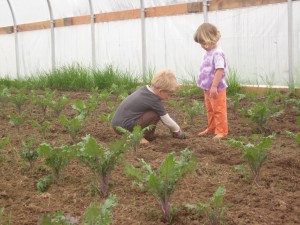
[38,143,75,182]
[228,134,275,184]
[84,194,117,225]
[31,88,55,120]
[183,100,204,124]
[48,95,70,117]
[241,97,283,133]
[59,114,86,143]
[19,137,39,170]
[186,186,226,225]
[124,147,197,222]
[77,135,128,197]
[9,87,28,114]
[116,125,154,155]
[30,120,51,140]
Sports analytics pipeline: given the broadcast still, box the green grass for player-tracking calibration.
[0,64,143,93]
[92,65,141,93]
[226,67,241,96]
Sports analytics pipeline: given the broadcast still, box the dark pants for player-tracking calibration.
[136,111,160,141]
[114,111,160,141]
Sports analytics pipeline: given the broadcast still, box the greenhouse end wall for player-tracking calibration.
[0,0,299,87]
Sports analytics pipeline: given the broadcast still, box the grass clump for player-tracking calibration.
[226,67,241,96]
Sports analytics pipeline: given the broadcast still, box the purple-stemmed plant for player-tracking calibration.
[77,135,128,197]
[124,147,197,222]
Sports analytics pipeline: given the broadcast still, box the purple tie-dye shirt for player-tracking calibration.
[197,46,227,91]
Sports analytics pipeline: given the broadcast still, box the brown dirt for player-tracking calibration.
[0,90,299,225]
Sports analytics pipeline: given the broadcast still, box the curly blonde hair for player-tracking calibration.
[194,22,221,45]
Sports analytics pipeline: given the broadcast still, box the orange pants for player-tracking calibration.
[203,90,228,136]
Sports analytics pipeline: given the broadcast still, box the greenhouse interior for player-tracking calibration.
[0,0,299,88]
[0,1,300,225]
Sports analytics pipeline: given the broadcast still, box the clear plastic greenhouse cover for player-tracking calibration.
[0,0,299,87]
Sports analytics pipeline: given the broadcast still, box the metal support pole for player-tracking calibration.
[287,0,294,91]
[140,0,147,81]
[88,0,96,69]
[46,0,56,72]
[203,0,209,22]
[7,0,20,78]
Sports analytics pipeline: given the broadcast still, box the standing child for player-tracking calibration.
[111,69,185,144]
[194,22,228,140]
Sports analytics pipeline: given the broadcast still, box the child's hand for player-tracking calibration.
[172,130,186,139]
[210,87,218,98]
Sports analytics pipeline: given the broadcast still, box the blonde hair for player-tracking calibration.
[194,23,221,45]
[151,70,179,92]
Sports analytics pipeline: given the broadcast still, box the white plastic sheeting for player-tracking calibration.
[0,0,299,86]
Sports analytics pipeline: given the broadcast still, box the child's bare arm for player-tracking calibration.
[210,68,224,98]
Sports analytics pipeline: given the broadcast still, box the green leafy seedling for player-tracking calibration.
[31,88,55,120]
[72,99,97,118]
[9,87,28,114]
[36,175,53,192]
[186,186,226,225]
[48,95,70,117]
[77,135,128,197]
[59,115,86,143]
[228,134,275,184]
[241,97,283,133]
[84,194,117,225]
[116,125,154,156]
[183,100,204,124]
[39,211,75,225]
[19,137,39,170]
[124,147,197,222]
[285,131,300,147]
[31,120,51,140]
[8,112,25,133]
[38,143,75,182]
[229,93,246,119]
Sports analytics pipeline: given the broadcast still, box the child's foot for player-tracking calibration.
[197,129,214,136]
[212,134,225,140]
[140,138,149,145]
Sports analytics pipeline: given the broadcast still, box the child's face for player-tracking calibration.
[200,43,216,51]
[157,89,173,100]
